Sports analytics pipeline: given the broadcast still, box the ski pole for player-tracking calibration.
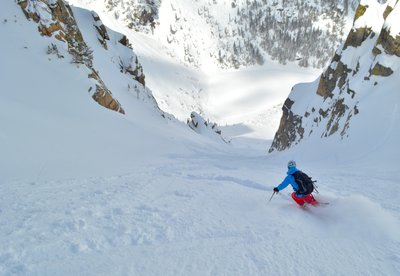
[313,181,320,194]
[267,191,276,204]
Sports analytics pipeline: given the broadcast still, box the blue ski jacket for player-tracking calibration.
[277,166,305,197]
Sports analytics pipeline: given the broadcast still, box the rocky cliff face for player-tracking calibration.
[17,0,146,114]
[269,0,400,153]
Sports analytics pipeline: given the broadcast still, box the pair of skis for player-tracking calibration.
[267,191,329,206]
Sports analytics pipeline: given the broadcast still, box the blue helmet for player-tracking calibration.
[287,160,296,168]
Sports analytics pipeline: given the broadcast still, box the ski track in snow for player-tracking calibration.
[1,1,400,275]
[1,153,399,276]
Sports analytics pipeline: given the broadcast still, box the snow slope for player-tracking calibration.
[0,0,220,183]
[68,0,321,147]
[1,1,399,276]
[1,149,400,275]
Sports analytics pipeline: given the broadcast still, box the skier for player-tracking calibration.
[273,160,319,206]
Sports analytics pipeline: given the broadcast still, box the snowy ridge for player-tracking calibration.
[270,0,400,168]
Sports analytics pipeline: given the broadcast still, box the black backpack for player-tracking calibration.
[292,171,314,195]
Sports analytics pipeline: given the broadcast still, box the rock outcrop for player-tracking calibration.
[18,0,92,66]
[187,112,228,143]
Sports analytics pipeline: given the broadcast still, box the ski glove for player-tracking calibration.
[273,187,279,193]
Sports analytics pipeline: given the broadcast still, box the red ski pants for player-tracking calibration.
[291,192,318,206]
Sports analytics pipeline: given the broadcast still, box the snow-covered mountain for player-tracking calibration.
[269,0,400,165]
[72,0,361,69]
[1,0,225,182]
[1,0,400,275]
